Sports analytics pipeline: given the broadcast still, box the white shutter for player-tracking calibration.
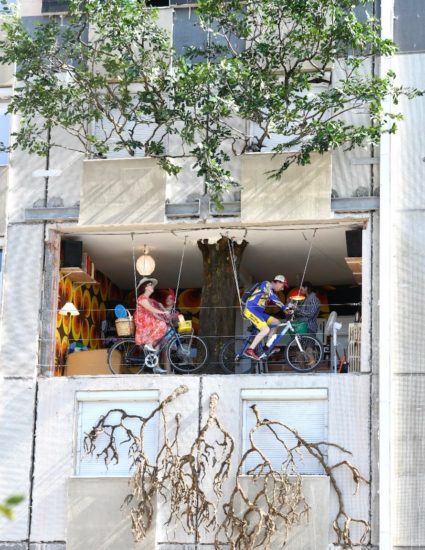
[242,390,328,475]
[0,104,11,166]
[93,109,166,159]
[76,394,159,477]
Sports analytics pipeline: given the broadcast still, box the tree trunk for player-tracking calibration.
[197,236,248,372]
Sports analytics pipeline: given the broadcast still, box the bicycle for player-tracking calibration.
[219,317,323,374]
[108,324,208,375]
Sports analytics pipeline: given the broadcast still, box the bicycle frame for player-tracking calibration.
[143,325,187,368]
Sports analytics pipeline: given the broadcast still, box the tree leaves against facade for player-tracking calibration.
[0,0,421,202]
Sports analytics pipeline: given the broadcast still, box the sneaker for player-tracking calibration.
[153,366,167,374]
[244,348,261,361]
[144,344,158,353]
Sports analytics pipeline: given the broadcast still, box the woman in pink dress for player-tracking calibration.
[134,278,171,373]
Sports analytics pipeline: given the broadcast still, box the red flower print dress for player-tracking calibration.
[134,297,168,346]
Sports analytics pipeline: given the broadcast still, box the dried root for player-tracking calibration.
[84,389,370,549]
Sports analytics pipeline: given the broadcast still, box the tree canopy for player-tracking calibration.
[0,0,420,201]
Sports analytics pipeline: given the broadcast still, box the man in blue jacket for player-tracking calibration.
[243,275,290,361]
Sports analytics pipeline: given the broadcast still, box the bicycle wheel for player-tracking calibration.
[167,334,208,373]
[285,336,323,372]
[108,339,146,375]
[219,338,255,374]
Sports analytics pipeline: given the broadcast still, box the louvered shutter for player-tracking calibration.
[242,389,328,475]
[76,394,158,477]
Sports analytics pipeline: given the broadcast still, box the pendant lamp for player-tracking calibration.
[136,246,156,276]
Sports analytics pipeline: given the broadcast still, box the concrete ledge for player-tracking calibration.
[331,196,379,212]
[24,207,80,222]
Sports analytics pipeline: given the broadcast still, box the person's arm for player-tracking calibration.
[140,298,170,319]
[269,289,287,311]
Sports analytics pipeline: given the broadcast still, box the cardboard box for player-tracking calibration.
[65,349,115,376]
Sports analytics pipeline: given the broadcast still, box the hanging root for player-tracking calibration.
[84,391,369,548]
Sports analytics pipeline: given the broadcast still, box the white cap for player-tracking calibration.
[274,275,287,283]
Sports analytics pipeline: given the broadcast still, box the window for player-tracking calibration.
[173,8,245,61]
[0,104,11,166]
[41,0,69,13]
[147,0,170,6]
[395,0,425,53]
[75,390,159,477]
[242,388,328,475]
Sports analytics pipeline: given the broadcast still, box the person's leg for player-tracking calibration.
[264,317,281,347]
[250,324,270,350]
[160,348,171,373]
[242,309,270,360]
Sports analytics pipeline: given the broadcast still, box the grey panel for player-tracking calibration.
[173,8,244,60]
[395,0,425,52]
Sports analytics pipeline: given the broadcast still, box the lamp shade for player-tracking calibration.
[287,289,306,301]
[59,302,80,316]
[136,253,155,276]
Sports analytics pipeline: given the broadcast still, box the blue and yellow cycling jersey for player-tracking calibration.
[245,281,286,312]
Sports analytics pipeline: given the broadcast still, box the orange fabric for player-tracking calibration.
[134,297,167,346]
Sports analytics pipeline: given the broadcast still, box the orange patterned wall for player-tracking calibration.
[55,270,122,375]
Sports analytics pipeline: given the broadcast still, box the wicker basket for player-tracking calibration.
[115,318,135,337]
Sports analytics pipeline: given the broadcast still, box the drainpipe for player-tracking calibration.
[379,0,394,547]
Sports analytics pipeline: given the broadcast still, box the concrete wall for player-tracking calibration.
[241,153,331,223]
[0,25,14,87]
[0,223,44,376]
[390,52,425,547]
[0,378,36,542]
[80,158,167,225]
[6,127,83,224]
[31,374,370,548]
[0,167,7,235]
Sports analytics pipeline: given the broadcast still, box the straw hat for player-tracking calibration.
[137,277,158,290]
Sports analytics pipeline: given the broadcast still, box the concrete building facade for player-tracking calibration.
[0,0,424,548]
